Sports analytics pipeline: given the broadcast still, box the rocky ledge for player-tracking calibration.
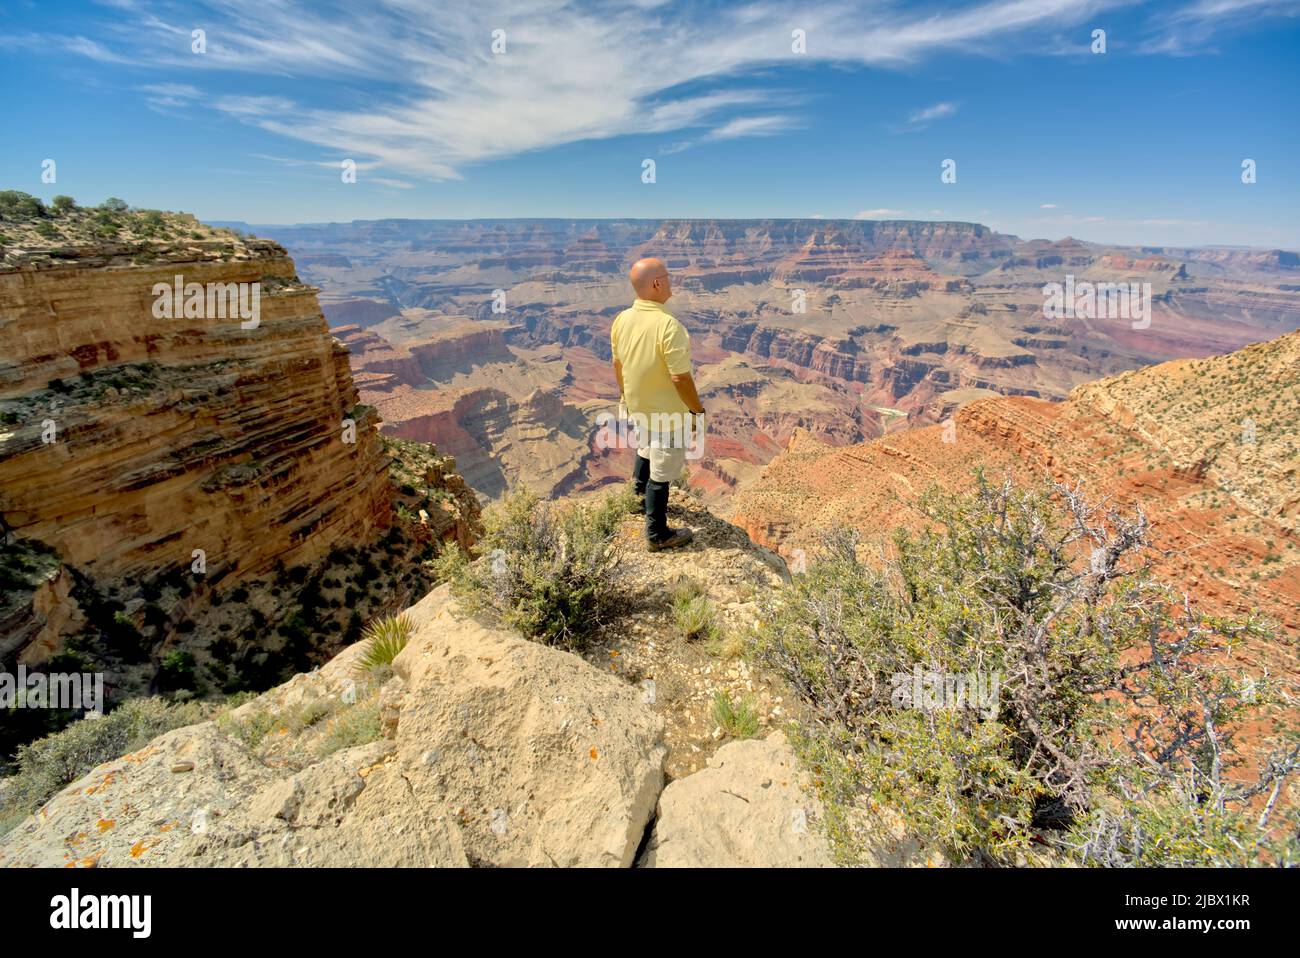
[0,577,832,868]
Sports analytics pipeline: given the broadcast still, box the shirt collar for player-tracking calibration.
[632,298,668,311]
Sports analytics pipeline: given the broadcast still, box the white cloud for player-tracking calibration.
[1040,203,1057,208]
[42,0,1130,179]
[212,96,298,118]
[1144,0,1300,53]
[703,115,800,141]
[63,35,135,63]
[139,83,200,98]
[856,208,909,219]
[902,101,959,131]
[140,81,201,111]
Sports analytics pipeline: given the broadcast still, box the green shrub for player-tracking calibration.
[439,487,625,650]
[355,613,413,672]
[0,190,47,221]
[752,474,1299,866]
[157,649,198,692]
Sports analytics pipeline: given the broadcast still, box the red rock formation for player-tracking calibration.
[732,331,1300,645]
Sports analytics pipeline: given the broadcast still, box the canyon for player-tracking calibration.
[1,200,1295,866]
[219,218,1300,507]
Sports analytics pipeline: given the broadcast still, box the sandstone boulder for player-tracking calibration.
[639,731,833,868]
[374,585,666,867]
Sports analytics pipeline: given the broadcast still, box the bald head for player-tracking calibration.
[629,257,672,303]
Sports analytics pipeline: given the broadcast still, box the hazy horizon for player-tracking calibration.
[197,213,1297,252]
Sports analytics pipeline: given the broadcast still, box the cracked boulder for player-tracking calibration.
[639,732,833,868]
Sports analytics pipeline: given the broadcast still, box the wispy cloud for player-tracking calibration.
[901,101,960,132]
[139,82,200,98]
[22,0,1251,181]
[703,115,801,141]
[139,81,201,111]
[1143,0,1300,53]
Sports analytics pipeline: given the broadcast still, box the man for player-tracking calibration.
[610,257,705,552]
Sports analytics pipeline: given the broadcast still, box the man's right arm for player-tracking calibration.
[610,318,624,401]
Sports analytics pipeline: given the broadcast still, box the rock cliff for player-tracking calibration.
[0,245,392,587]
[0,207,480,706]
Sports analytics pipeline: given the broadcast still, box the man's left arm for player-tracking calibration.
[670,372,704,415]
[663,319,704,415]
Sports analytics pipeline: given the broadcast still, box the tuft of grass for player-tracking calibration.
[712,691,760,740]
[217,706,281,748]
[705,626,746,661]
[316,702,382,758]
[355,613,414,672]
[671,577,718,643]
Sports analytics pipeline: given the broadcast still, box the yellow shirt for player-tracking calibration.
[610,298,692,416]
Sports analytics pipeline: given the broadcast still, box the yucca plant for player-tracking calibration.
[355,613,414,672]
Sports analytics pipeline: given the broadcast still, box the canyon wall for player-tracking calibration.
[0,238,395,662]
[731,330,1300,638]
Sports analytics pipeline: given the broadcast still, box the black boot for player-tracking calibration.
[630,454,650,514]
[645,479,694,552]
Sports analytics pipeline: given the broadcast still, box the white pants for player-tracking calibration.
[638,446,686,483]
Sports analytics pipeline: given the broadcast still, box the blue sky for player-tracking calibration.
[2,0,1298,247]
